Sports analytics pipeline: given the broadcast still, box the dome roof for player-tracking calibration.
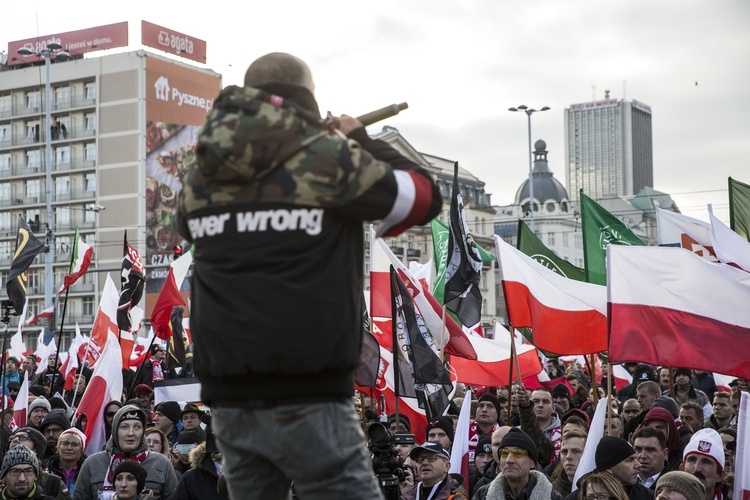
[514,139,570,210]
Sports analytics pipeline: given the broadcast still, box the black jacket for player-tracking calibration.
[175,445,228,500]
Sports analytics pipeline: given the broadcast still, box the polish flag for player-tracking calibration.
[713,373,736,393]
[449,388,472,490]
[73,332,123,455]
[494,235,607,355]
[9,300,28,360]
[83,275,120,368]
[733,391,750,500]
[26,306,54,326]
[13,376,29,428]
[130,328,156,368]
[450,323,542,387]
[151,250,192,340]
[708,204,750,272]
[612,364,633,393]
[608,245,750,379]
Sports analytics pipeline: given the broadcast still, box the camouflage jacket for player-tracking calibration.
[176,83,441,404]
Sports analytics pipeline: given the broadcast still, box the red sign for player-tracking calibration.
[8,22,128,66]
[141,21,207,64]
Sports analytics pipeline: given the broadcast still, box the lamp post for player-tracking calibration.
[17,42,69,335]
[508,104,550,233]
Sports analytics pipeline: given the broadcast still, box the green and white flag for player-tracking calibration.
[516,220,585,282]
[729,177,750,242]
[580,190,645,285]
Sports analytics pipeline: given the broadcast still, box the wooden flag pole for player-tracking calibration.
[510,328,523,385]
[586,354,599,409]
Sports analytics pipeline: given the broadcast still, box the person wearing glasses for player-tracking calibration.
[45,428,87,496]
[0,445,48,499]
[403,442,468,500]
[473,427,562,500]
[8,427,70,498]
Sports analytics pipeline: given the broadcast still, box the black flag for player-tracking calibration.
[166,306,187,375]
[6,216,47,315]
[117,231,145,331]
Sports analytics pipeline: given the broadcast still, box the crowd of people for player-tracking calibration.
[375,362,745,500]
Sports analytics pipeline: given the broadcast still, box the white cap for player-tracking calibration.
[682,428,724,470]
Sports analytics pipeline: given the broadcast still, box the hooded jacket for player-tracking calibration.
[174,443,227,500]
[177,83,441,406]
[72,406,177,500]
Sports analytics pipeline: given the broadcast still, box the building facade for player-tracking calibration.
[564,96,653,203]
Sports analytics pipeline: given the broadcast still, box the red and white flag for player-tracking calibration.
[494,235,607,355]
[26,306,54,326]
[59,327,84,392]
[608,245,750,379]
[655,205,717,260]
[451,323,542,387]
[708,204,750,272]
[9,300,28,360]
[449,387,472,490]
[74,332,123,455]
[612,364,633,393]
[57,227,94,294]
[713,373,735,393]
[734,391,749,500]
[130,327,156,368]
[83,275,120,368]
[35,338,58,376]
[151,250,192,341]
[13,376,29,429]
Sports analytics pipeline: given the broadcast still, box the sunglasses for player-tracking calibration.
[499,448,529,459]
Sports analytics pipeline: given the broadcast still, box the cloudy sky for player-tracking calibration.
[4,0,749,222]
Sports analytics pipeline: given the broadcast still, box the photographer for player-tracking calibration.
[403,442,468,500]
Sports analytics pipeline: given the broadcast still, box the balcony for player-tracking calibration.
[407,249,422,258]
[10,96,96,119]
[5,126,95,148]
[54,188,96,203]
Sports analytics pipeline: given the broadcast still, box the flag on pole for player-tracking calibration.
[6,216,47,315]
[495,235,607,355]
[83,275,120,368]
[708,204,750,272]
[607,245,750,379]
[580,190,645,285]
[572,395,609,490]
[166,307,187,374]
[57,227,93,294]
[355,299,380,390]
[12,377,29,428]
[516,219,585,281]
[60,342,79,392]
[150,249,192,340]
[26,306,54,326]
[9,299,28,360]
[449,387,472,492]
[733,391,749,500]
[74,332,123,455]
[392,267,454,420]
[431,218,494,304]
[117,231,145,332]
[444,162,484,326]
[655,205,716,260]
[729,176,750,241]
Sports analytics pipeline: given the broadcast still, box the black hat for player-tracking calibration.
[674,368,692,378]
[498,428,538,464]
[154,401,181,424]
[150,344,164,356]
[595,436,635,471]
[425,416,454,443]
[652,396,680,419]
[633,364,657,384]
[477,394,502,418]
[475,434,493,456]
[9,427,46,458]
[39,411,71,431]
[117,405,148,428]
[551,383,572,400]
[387,413,411,433]
[113,460,147,492]
[409,441,450,461]
[181,403,205,418]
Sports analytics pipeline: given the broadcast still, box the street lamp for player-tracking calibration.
[17,42,69,334]
[509,104,550,232]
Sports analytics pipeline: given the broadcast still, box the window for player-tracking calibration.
[563,232,569,248]
[84,82,96,101]
[0,212,11,232]
[84,205,96,223]
[84,113,96,130]
[0,183,10,203]
[0,123,10,143]
[26,268,41,295]
[83,296,95,317]
[25,91,41,110]
[55,206,71,228]
[26,150,41,168]
[84,173,96,192]
[54,86,71,107]
[0,153,10,172]
[57,235,72,258]
[84,143,96,162]
[55,175,71,197]
[547,232,555,246]
[25,179,40,200]
[55,146,70,167]
[25,120,41,140]
[0,240,12,262]
[0,95,11,114]
[25,209,41,230]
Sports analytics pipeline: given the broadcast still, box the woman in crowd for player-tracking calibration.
[144,428,170,458]
[112,460,154,500]
[579,471,628,500]
[46,428,88,495]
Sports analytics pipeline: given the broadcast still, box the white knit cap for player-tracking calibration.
[682,428,725,470]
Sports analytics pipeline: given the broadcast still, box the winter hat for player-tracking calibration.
[113,460,147,492]
[28,385,48,398]
[387,413,411,433]
[562,408,591,426]
[551,383,572,400]
[655,471,706,500]
[643,406,680,453]
[632,364,657,384]
[49,397,67,412]
[595,436,635,471]
[0,445,39,478]
[154,401,181,424]
[477,393,502,417]
[651,396,680,420]
[498,427,538,464]
[674,368,692,378]
[425,416,454,443]
[39,411,71,432]
[475,434,493,456]
[10,427,47,458]
[683,428,725,470]
[150,344,164,356]
[133,384,153,397]
[58,428,87,451]
[117,405,148,428]
[29,396,51,414]
[409,441,451,461]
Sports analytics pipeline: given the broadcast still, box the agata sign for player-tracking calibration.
[142,20,207,64]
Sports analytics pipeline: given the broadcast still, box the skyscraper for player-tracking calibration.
[564,96,653,202]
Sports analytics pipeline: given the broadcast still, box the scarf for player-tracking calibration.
[102,452,149,493]
[151,358,163,382]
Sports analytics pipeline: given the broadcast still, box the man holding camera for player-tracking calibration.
[178,51,442,499]
[402,442,468,500]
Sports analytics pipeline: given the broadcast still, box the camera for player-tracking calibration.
[366,421,415,499]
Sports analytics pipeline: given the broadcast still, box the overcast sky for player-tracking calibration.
[4,0,749,222]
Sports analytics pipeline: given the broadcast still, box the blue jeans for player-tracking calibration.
[212,400,384,500]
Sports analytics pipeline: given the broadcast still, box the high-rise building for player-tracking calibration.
[564,96,653,202]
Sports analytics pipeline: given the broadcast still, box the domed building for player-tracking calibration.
[514,139,571,217]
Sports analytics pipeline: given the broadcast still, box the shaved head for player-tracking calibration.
[244,52,314,93]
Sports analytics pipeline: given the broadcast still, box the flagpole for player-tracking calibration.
[669,368,675,399]
[390,266,401,423]
[509,328,523,385]
[50,287,71,395]
[0,302,13,456]
[507,327,515,421]
[586,354,599,409]
[606,361,613,436]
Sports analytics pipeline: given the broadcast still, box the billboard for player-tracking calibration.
[8,22,128,66]
[142,21,207,64]
[144,56,220,314]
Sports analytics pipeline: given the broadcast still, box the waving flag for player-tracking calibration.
[608,245,750,379]
[449,387,472,492]
[6,216,47,315]
[708,204,750,272]
[517,219,585,281]
[117,232,145,332]
[495,235,607,355]
[74,332,123,455]
[26,306,54,326]
[734,392,750,500]
[580,190,645,285]
[9,299,28,360]
[151,249,192,340]
[444,162,484,326]
[57,227,94,294]
[83,275,120,368]
[655,205,716,260]
[729,176,750,241]
[13,377,29,428]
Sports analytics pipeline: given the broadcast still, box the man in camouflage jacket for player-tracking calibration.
[176,52,441,499]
